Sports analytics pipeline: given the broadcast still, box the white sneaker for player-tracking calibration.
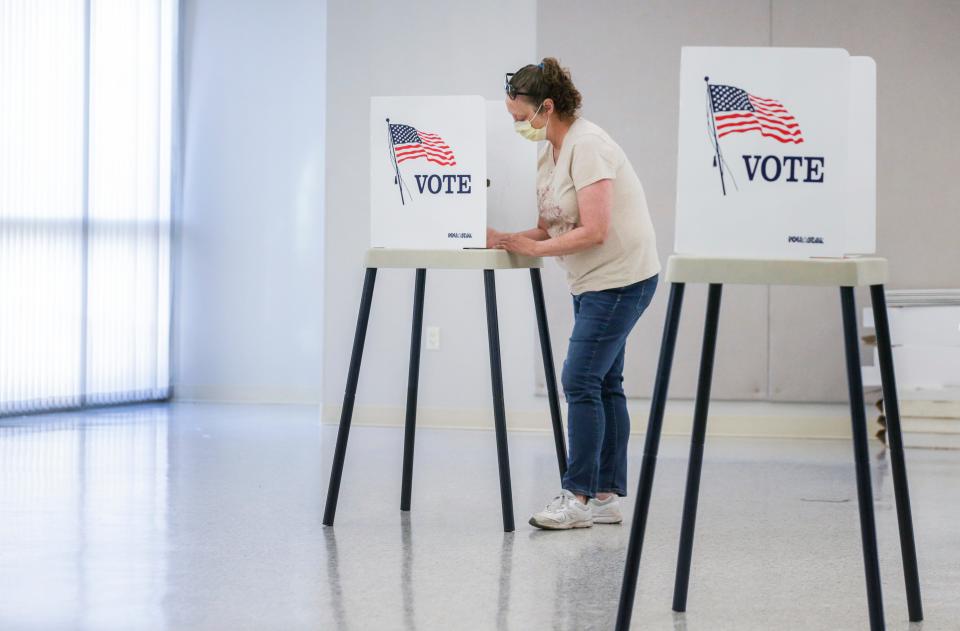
[529,490,593,530]
[588,494,623,524]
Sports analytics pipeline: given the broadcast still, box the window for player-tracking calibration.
[0,0,177,415]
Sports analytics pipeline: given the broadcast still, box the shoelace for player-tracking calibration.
[545,492,571,511]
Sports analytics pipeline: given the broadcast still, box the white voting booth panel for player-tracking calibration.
[485,100,538,235]
[369,95,537,250]
[675,47,876,259]
[846,56,877,255]
[370,96,487,249]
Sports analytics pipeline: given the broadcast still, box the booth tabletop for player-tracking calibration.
[364,248,544,270]
[666,254,888,287]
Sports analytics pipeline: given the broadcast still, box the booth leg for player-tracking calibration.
[530,268,567,478]
[400,269,427,512]
[615,282,686,631]
[323,267,377,527]
[672,283,723,612]
[484,269,515,533]
[870,284,923,622]
[841,286,886,631]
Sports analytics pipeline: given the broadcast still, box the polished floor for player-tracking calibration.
[0,402,957,630]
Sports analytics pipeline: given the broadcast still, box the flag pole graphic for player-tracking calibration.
[704,77,727,196]
[386,118,405,205]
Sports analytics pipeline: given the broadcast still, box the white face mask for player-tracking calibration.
[514,102,547,142]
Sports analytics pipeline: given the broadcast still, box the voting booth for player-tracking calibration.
[675,47,876,258]
[369,95,487,249]
[617,48,923,631]
[369,95,536,248]
[324,96,560,534]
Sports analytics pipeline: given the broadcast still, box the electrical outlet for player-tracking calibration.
[426,326,440,350]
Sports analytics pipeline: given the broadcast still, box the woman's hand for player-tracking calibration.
[486,226,505,249]
[496,233,542,256]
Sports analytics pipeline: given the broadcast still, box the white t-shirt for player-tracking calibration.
[537,117,661,295]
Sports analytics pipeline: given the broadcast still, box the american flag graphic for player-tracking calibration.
[388,123,457,166]
[708,84,804,144]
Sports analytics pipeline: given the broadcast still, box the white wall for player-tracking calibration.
[537,0,960,403]
[322,0,554,424]
[173,0,959,423]
[174,0,326,403]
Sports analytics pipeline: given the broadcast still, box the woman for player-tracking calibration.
[489,58,661,530]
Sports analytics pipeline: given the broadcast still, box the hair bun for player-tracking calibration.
[509,57,582,119]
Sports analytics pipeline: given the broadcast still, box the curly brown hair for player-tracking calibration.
[507,57,582,120]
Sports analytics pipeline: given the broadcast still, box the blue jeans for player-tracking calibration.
[560,273,659,498]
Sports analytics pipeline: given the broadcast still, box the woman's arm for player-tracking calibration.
[497,179,613,257]
[487,218,550,248]
[516,216,550,241]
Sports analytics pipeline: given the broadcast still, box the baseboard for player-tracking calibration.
[321,399,855,440]
[173,384,321,405]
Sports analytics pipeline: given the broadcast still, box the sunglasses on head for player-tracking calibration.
[504,72,538,100]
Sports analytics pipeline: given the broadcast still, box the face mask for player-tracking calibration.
[514,102,547,142]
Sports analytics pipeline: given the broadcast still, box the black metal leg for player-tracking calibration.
[673,283,723,612]
[323,267,377,526]
[484,269,515,532]
[530,268,567,478]
[870,284,923,622]
[401,269,427,512]
[841,286,885,631]
[616,282,686,631]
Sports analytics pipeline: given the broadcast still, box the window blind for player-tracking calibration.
[0,0,176,416]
